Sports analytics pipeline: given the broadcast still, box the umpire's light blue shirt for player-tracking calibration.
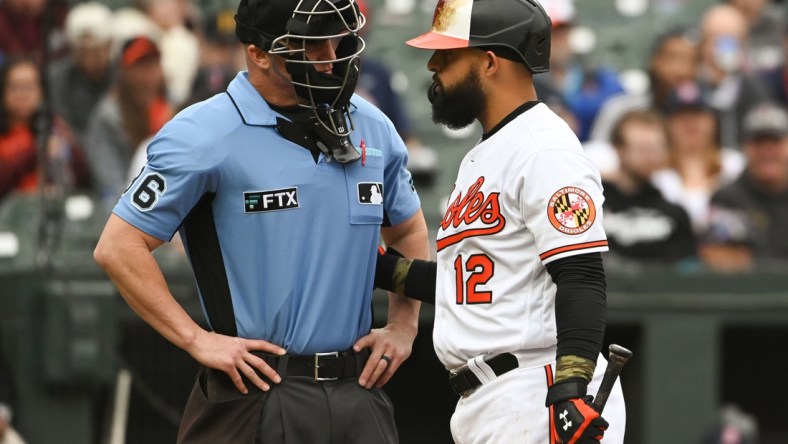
[114,72,420,355]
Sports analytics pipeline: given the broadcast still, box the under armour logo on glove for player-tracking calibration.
[550,397,608,443]
[546,380,609,444]
[560,409,572,431]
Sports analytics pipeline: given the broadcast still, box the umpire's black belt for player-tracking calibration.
[252,349,369,382]
[448,353,519,396]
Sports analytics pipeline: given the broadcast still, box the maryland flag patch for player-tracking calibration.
[547,187,596,235]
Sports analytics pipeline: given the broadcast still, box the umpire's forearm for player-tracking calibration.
[386,293,420,334]
[381,210,430,260]
[94,215,203,352]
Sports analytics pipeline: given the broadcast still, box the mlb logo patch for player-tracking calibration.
[358,182,384,205]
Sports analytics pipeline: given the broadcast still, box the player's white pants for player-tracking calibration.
[449,354,625,444]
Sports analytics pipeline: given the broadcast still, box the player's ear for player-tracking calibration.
[482,50,500,76]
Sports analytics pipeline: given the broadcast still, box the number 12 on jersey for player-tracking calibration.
[454,254,494,304]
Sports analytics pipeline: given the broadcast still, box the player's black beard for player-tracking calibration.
[431,70,486,130]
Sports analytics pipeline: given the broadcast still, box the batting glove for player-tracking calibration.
[546,379,609,444]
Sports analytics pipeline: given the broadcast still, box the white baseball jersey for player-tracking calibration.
[434,102,625,443]
[433,102,609,370]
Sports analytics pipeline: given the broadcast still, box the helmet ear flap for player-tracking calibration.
[520,29,551,73]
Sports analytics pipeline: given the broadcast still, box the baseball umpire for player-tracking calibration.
[375,0,626,442]
[93,0,428,443]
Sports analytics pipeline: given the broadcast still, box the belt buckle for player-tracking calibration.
[314,351,340,382]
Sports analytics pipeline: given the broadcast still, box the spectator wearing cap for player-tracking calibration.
[651,81,745,234]
[133,0,200,108]
[698,4,770,149]
[83,36,172,208]
[108,6,160,54]
[184,9,242,108]
[536,0,624,142]
[49,2,114,141]
[702,102,788,272]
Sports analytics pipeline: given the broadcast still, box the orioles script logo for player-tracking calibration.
[437,177,506,251]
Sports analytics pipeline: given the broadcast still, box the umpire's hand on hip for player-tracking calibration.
[186,329,286,394]
[353,321,418,389]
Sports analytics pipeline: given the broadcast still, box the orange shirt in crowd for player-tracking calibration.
[0,123,38,193]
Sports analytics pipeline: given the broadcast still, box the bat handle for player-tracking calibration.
[592,344,633,413]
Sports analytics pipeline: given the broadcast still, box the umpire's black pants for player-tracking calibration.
[177,366,398,444]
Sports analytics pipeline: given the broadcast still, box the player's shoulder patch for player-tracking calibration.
[547,186,597,235]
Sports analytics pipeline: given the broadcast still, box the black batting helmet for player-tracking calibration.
[407,0,552,74]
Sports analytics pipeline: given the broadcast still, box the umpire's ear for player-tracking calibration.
[246,44,272,70]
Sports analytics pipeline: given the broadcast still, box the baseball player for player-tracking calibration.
[376,0,626,442]
[94,0,428,443]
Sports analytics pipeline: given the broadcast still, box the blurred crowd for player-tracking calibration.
[538,0,788,276]
[0,0,786,270]
[532,3,784,441]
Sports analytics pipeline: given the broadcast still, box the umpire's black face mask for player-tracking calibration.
[269,1,365,126]
[269,0,366,163]
[236,0,367,163]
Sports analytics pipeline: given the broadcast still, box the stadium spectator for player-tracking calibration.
[761,9,788,106]
[702,102,788,272]
[354,0,438,185]
[602,110,696,263]
[48,2,114,142]
[133,0,200,108]
[83,37,171,208]
[590,28,700,143]
[534,74,578,134]
[536,0,624,141]
[183,9,240,108]
[698,4,769,149]
[108,6,160,54]
[0,57,91,203]
[728,0,784,73]
[651,81,745,234]
[0,0,68,64]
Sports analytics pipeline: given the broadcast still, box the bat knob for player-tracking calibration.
[609,344,633,360]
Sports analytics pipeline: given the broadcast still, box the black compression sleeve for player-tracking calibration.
[403,259,437,304]
[374,249,400,291]
[544,252,607,361]
[374,249,437,304]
